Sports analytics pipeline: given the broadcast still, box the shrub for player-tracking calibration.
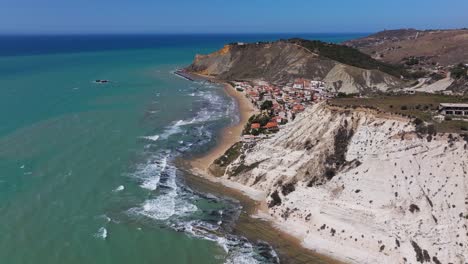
[287,38,408,78]
[427,124,436,135]
[408,70,428,79]
[409,204,420,213]
[404,57,420,66]
[324,168,336,180]
[401,105,408,110]
[260,100,273,110]
[413,118,424,126]
[430,72,445,81]
[450,63,468,79]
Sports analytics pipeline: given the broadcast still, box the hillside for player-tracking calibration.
[186,39,405,94]
[213,103,468,264]
[343,29,468,66]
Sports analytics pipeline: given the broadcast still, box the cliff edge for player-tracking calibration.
[215,103,468,264]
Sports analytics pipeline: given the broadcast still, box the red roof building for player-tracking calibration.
[251,123,261,129]
[292,104,305,113]
[264,122,278,129]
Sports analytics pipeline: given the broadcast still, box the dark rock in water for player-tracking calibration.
[255,241,280,264]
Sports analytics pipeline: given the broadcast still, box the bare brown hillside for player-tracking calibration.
[186,40,403,94]
[344,29,468,66]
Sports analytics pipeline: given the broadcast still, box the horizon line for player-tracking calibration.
[0,32,374,36]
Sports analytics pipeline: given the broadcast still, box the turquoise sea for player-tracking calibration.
[0,34,365,264]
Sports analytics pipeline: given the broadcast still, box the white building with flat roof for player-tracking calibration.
[439,103,468,116]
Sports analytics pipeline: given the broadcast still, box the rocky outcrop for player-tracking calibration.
[186,40,403,94]
[219,103,468,264]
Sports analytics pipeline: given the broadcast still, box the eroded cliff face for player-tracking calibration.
[221,103,468,264]
[187,41,402,94]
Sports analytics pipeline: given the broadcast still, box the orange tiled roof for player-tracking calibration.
[251,123,261,129]
[264,122,278,129]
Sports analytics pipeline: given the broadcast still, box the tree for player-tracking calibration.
[450,63,468,79]
[260,100,273,110]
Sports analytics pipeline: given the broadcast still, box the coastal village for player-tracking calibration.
[230,78,333,141]
[226,77,468,142]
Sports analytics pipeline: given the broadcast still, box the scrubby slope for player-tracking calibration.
[187,40,403,94]
[344,29,468,66]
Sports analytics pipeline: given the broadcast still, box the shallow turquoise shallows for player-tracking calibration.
[0,34,365,264]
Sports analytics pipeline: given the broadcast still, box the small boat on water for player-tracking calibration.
[94,79,110,84]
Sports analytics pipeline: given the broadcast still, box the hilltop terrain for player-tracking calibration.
[344,29,468,94]
[343,29,468,66]
[187,39,405,94]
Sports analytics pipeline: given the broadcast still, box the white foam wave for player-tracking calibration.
[141,177,160,191]
[141,195,176,220]
[141,135,160,141]
[137,194,197,221]
[159,120,184,139]
[141,156,168,191]
[114,185,125,192]
[95,227,107,240]
[135,155,168,191]
[225,253,259,264]
[131,161,198,221]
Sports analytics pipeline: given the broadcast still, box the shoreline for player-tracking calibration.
[189,80,258,175]
[180,74,342,263]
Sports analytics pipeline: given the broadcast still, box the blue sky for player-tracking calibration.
[1,0,467,34]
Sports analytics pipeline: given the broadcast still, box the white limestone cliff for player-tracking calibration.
[222,103,468,264]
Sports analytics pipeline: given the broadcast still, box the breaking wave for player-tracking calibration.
[95,227,108,240]
[141,135,159,141]
[113,185,125,192]
[125,79,278,263]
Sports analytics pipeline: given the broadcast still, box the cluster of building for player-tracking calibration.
[233,78,334,139]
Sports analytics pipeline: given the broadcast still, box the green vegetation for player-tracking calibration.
[210,142,243,177]
[229,161,263,177]
[213,142,243,167]
[336,92,359,98]
[430,72,446,81]
[243,113,275,135]
[260,100,273,110]
[329,93,468,133]
[407,70,429,79]
[288,38,408,78]
[403,57,420,66]
[450,63,468,79]
[249,114,270,126]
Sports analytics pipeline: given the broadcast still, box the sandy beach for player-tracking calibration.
[189,82,258,174]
